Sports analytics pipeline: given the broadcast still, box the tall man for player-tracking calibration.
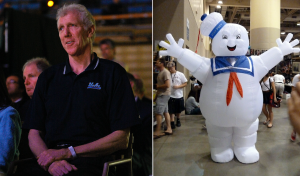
[21,4,140,176]
[154,57,172,138]
[167,61,187,128]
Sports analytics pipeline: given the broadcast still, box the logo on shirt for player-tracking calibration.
[87,82,101,90]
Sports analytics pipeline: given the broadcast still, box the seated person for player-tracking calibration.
[185,90,201,115]
[0,68,21,174]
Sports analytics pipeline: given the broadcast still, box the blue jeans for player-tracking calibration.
[190,108,201,115]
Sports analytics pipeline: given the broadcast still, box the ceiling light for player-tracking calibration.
[218,1,223,4]
[216,5,221,9]
[281,31,286,35]
[297,22,300,26]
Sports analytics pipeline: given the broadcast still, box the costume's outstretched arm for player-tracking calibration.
[260,33,300,71]
[159,33,210,84]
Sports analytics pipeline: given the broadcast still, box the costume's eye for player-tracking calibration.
[222,35,228,39]
[236,34,241,39]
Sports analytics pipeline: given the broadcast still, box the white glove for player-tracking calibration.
[159,33,185,58]
[276,33,300,56]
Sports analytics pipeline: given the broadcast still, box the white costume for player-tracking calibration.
[159,12,300,164]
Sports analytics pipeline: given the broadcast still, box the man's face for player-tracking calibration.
[100,44,115,60]
[6,76,21,96]
[155,60,162,69]
[23,64,41,98]
[168,66,175,73]
[58,11,92,57]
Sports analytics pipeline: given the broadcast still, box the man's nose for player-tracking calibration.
[24,78,29,85]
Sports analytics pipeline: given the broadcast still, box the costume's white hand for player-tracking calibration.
[276,33,300,56]
[159,33,184,58]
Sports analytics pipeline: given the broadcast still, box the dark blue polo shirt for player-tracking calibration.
[26,53,140,148]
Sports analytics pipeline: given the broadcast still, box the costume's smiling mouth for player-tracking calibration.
[227,45,236,51]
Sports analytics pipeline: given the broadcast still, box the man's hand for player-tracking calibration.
[276,33,300,56]
[48,160,77,176]
[159,34,184,58]
[37,149,71,170]
[288,82,300,134]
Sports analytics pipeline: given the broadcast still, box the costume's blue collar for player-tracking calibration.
[211,56,254,77]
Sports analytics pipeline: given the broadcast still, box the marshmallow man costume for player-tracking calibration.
[159,12,300,164]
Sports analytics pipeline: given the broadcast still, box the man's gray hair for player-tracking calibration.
[22,57,51,73]
[56,3,96,42]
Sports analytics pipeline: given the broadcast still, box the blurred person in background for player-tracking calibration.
[0,67,21,175]
[154,57,172,139]
[167,60,187,128]
[99,38,128,71]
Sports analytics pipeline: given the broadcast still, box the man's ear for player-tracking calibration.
[88,25,95,38]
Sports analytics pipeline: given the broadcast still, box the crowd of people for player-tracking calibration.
[153,56,204,139]
[0,3,151,176]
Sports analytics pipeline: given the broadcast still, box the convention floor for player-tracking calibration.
[153,100,300,176]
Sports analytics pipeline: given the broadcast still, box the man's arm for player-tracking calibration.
[173,82,187,89]
[37,128,130,168]
[28,129,48,157]
[156,79,170,89]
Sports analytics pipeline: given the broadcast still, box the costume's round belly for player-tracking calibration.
[199,73,262,127]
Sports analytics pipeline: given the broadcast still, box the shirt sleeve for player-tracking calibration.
[191,97,199,107]
[0,107,21,173]
[180,72,187,83]
[107,65,141,132]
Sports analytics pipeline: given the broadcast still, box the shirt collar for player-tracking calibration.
[63,52,100,75]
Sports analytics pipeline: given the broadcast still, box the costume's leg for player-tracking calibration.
[206,121,233,163]
[233,118,259,164]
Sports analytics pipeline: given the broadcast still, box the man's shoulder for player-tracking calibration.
[96,58,126,72]
[40,63,65,77]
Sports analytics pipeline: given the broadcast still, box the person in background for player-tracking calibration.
[154,57,172,139]
[185,90,201,115]
[0,67,21,174]
[273,71,285,101]
[6,74,29,121]
[261,72,277,128]
[132,77,152,176]
[290,74,300,142]
[167,60,187,128]
[18,57,51,160]
[99,38,128,71]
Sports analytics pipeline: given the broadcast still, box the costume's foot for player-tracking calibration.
[210,147,234,163]
[234,145,259,164]
[291,131,296,142]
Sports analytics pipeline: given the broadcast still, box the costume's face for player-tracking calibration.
[212,24,249,56]
[58,11,92,57]
[100,44,115,60]
[23,64,40,99]
[6,76,21,96]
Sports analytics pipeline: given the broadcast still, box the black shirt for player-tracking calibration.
[26,53,140,148]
